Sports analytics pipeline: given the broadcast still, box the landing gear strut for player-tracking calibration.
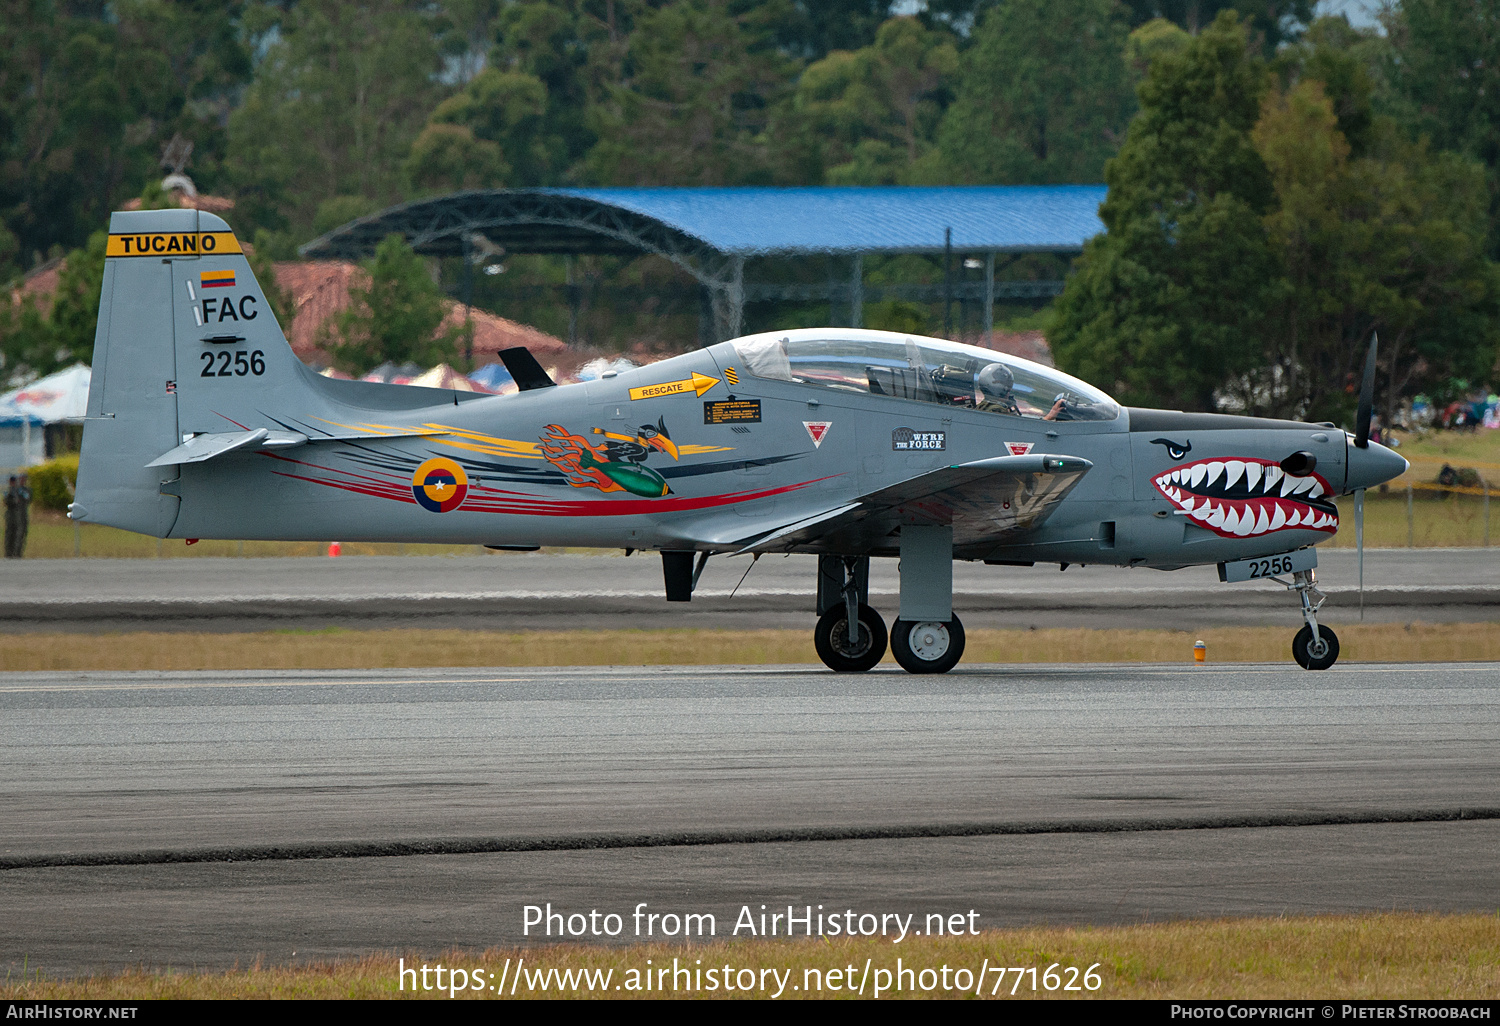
[1287,568,1339,670]
[814,555,886,672]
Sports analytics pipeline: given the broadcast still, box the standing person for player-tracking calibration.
[3,475,18,558]
[15,473,31,557]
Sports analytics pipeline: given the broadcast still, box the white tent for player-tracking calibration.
[407,363,477,391]
[0,404,46,470]
[1,363,91,423]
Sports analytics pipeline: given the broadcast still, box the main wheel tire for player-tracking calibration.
[1292,623,1339,670]
[814,603,888,672]
[890,614,966,674]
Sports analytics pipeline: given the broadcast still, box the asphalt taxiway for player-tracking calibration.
[2,547,1498,632]
[2,661,1496,975]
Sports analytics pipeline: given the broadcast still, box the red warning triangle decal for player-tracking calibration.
[1005,441,1034,455]
[803,421,831,448]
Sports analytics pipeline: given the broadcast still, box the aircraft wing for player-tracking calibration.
[729,453,1093,554]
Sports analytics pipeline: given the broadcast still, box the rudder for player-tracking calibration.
[76,208,304,535]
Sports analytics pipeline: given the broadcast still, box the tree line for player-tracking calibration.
[2,0,1497,420]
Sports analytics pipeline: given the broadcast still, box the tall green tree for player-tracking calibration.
[226,0,445,234]
[791,17,958,185]
[324,234,459,376]
[494,0,609,183]
[0,0,250,262]
[1250,74,1498,424]
[1049,12,1280,411]
[408,69,552,192]
[0,230,107,383]
[766,0,897,59]
[584,0,796,185]
[1387,0,1500,255]
[923,0,1312,49]
[918,0,1133,185]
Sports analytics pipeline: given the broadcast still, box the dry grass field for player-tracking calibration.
[2,914,1495,999]
[2,622,1498,672]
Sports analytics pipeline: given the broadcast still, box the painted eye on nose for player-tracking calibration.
[1149,437,1191,460]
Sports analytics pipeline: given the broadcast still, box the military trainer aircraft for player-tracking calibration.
[74,209,1409,673]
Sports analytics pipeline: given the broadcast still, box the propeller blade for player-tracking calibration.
[1355,332,1377,449]
[1356,487,1365,621]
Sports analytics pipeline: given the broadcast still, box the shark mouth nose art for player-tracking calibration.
[1154,458,1338,537]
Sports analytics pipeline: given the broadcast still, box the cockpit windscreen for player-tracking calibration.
[734,334,1119,421]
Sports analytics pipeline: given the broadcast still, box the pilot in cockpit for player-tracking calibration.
[972,360,1069,420]
[972,362,1021,416]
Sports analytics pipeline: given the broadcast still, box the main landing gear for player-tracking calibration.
[890,615,966,674]
[814,526,966,674]
[814,555,887,671]
[814,601,887,672]
[1287,568,1339,670]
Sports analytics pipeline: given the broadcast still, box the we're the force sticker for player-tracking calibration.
[892,427,945,451]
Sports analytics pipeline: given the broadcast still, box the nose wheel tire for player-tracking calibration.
[814,603,888,672]
[1292,623,1339,670]
[891,615,966,674]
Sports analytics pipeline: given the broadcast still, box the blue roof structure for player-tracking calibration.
[299,186,1108,342]
[540,186,1106,256]
[302,186,1107,263]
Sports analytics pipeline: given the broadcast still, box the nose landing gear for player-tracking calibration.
[1287,569,1339,670]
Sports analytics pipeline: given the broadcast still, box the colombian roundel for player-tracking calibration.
[411,457,469,513]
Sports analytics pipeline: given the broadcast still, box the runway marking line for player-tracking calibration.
[1,662,1496,693]
[0,677,524,694]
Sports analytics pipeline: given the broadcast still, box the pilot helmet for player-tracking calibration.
[975,361,1014,400]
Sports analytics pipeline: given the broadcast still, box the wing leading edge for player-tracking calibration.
[728,453,1093,555]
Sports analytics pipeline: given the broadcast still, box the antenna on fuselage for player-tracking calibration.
[498,347,556,391]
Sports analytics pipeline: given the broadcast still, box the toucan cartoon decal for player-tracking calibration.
[539,417,680,497]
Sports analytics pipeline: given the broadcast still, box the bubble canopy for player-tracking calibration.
[731,330,1119,422]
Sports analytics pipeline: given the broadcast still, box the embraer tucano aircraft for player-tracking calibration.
[74,210,1408,673]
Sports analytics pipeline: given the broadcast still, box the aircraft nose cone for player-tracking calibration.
[1345,440,1408,492]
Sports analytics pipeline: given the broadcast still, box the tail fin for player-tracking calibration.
[75,208,473,537]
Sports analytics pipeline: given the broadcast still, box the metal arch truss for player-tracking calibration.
[300,190,748,341]
[742,280,1063,303]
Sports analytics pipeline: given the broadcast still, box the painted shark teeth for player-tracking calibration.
[1224,460,1245,491]
[1153,457,1337,539]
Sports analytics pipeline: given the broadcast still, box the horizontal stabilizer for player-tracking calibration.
[147,429,271,467]
[146,427,446,467]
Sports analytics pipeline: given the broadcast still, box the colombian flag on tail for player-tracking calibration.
[200,269,236,289]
